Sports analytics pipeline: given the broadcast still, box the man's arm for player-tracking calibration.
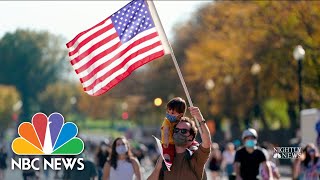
[189,107,211,149]
[147,157,163,180]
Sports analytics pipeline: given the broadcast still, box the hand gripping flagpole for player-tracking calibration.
[147,0,202,135]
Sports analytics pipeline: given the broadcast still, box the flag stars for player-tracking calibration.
[111,0,155,43]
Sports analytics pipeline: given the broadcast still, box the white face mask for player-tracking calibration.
[115,145,128,155]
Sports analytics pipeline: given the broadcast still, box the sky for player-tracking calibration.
[0,1,210,43]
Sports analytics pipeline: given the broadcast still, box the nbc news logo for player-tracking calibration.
[11,113,85,171]
[273,147,302,159]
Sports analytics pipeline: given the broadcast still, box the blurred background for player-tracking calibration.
[0,1,320,179]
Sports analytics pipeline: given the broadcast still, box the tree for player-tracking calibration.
[0,29,68,121]
[38,82,80,117]
[0,85,20,132]
[170,1,320,136]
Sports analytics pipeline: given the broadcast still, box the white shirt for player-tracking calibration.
[223,150,235,164]
[110,160,134,180]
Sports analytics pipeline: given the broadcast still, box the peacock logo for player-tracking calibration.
[12,112,84,155]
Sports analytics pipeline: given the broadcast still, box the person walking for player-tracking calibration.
[234,128,271,180]
[96,142,111,180]
[102,137,141,180]
[221,142,236,180]
[0,146,7,180]
[208,142,222,179]
[147,106,211,180]
[296,143,320,180]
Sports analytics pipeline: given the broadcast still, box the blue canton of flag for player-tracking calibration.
[111,0,154,43]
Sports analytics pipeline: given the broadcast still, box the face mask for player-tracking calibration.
[245,139,256,148]
[173,132,189,146]
[166,113,177,122]
[116,145,128,155]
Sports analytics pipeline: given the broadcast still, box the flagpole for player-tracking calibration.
[146,0,202,134]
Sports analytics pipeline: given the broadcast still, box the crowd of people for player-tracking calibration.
[0,97,319,180]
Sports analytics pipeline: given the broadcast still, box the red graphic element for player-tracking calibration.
[32,113,48,147]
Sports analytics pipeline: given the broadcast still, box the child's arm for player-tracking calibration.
[163,126,169,148]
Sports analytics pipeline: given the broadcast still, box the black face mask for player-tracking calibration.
[173,132,192,146]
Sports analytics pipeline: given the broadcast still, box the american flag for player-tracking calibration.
[66,0,169,96]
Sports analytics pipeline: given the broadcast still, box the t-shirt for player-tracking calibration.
[234,146,266,180]
[159,145,211,180]
[161,118,177,145]
[222,151,235,164]
[70,160,97,180]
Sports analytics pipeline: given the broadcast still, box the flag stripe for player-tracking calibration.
[66,18,109,48]
[68,23,114,57]
[86,50,164,96]
[81,42,161,88]
[83,43,164,92]
[72,36,119,70]
[77,32,159,80]
[71,28,157,71]
[73,28,158,76]
[85,46,164,95]
[79,34,161,84]
[70,32,118,66]
[69,25,117,60]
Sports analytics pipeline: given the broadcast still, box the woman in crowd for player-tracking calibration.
[208,142,222,179]
[221,142,236,180]
[102,137,141,180]
[294,143,320,180]
[96,141,111,180]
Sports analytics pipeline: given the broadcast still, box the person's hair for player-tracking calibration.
[177,117,198,140]
[109,137,133,169]
[302,143,318,168]
[167,97,187,114]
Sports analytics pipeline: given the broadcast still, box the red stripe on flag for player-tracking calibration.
[86,50,164,96]
[68,23,114,57]
[76,32,159,78]
[83,41,163,91]
[66,18,109,48]
[70,33,119,66]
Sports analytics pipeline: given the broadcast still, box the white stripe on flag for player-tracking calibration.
[68,19,112,53]
[81,36,162,87]
[86,45,164,95]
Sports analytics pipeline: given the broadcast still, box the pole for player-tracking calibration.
[147,0,202,134]
[298,59,303,126]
